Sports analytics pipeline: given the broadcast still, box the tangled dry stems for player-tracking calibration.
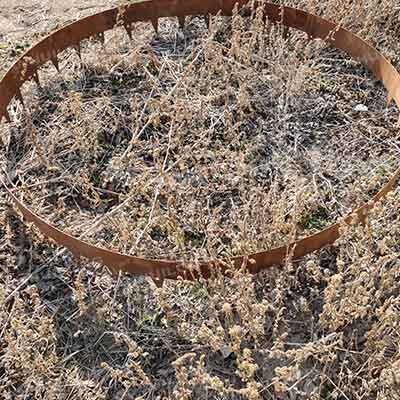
[1,0,400,399]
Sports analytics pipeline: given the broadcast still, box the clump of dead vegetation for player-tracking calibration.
[2,0,399,261]
[1,0,400,399]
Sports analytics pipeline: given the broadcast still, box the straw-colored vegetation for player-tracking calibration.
[1,0,400,398]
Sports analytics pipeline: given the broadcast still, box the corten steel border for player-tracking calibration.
[1,0,400,285]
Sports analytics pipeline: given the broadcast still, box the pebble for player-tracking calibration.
[354,104,369,112]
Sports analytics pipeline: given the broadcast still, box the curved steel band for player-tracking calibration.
[1,0,399,283]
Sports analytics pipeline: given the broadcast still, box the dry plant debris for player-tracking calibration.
[1,0,400,282]
[1,0,400,399]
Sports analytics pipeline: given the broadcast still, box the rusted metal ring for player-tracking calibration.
[1,1,399,285]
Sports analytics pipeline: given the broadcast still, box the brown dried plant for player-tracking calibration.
[1,0,400,399]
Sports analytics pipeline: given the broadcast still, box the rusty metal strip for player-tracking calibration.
[1,1,399,284]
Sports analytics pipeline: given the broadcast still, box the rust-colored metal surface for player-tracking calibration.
[1,0,400,284]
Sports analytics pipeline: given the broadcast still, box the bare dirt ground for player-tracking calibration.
[0,0,113,37]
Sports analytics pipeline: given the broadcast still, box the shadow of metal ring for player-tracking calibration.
[1,1,399,285]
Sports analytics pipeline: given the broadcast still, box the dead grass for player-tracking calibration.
[1,0,400,399]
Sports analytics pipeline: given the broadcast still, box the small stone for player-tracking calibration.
[354,104,369,112]
[220,344,233,359]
